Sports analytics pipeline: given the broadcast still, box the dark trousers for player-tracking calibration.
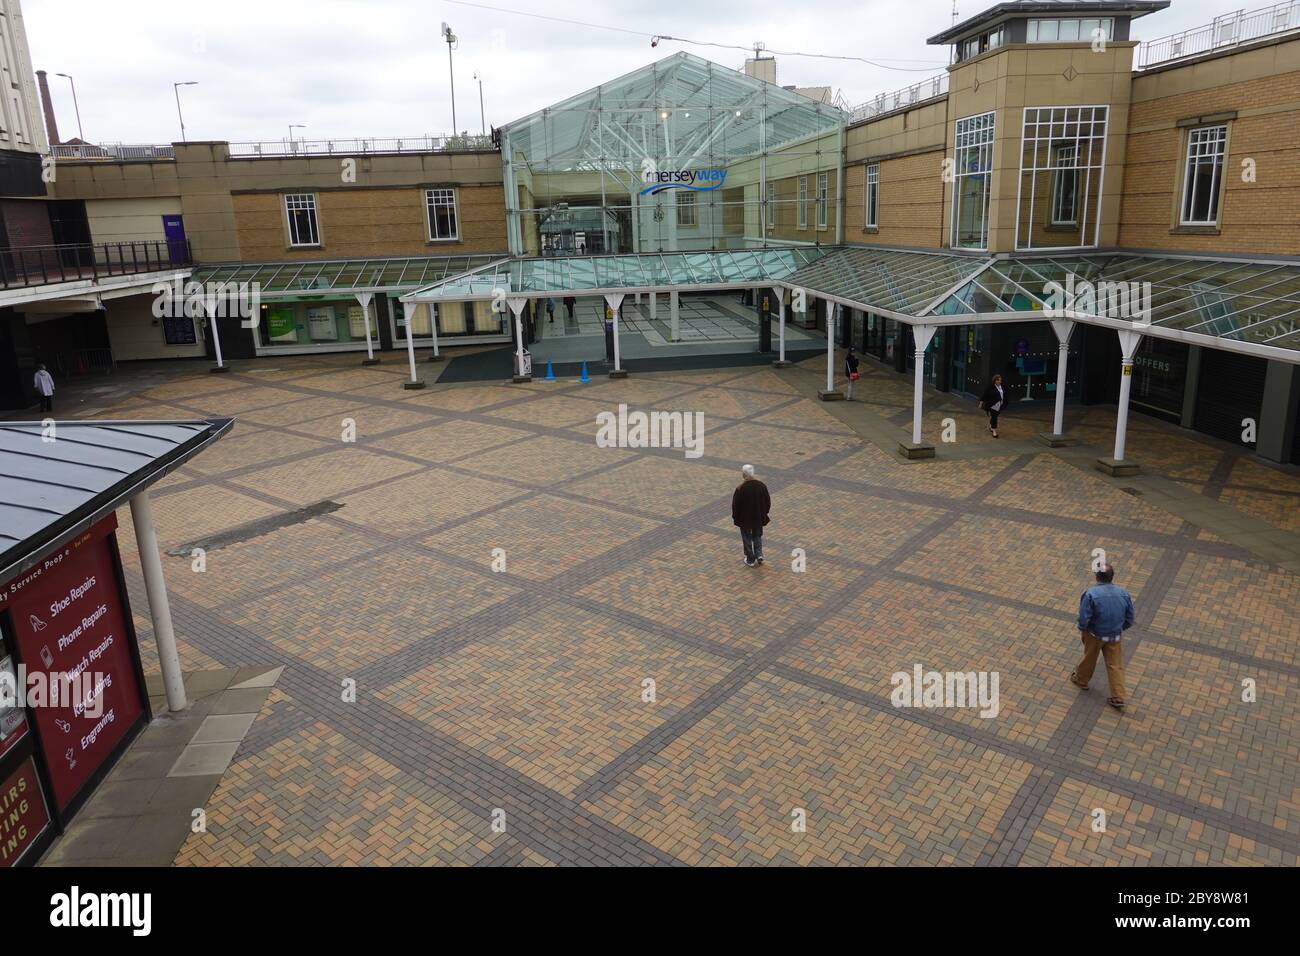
[986,407,1000,429]
[740,527,763,562]
[39,395,52,413]
[565,304,574,319]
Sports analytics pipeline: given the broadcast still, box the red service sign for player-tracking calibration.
[0,515,144,811]
[0,756,50,866]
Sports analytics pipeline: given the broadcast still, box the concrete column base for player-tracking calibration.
[361,358,382,366]
[897,441,936,460]
[608,369,629,379]
[772,360,792,368]
[402,380,427,390]
[1037,432,1078,447]
[1095,456,1139,477]
[209,365,231,374]
[426,353,444,362]
[512,375,532,384]
[817,389,845,401]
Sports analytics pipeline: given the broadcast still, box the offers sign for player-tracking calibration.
[1,515,144,812]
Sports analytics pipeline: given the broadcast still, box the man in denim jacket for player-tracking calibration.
[1069,562,1135,712]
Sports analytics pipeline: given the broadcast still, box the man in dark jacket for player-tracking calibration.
[731,464,771,567]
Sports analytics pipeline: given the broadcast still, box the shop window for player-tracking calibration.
[284,193,319,247]
[426,188,460,241]
[816,172,829,229]
[1181,125,1227,226]
[676,191,697,227]
[951,111,994,250]
[798,176,808,229]
[865,163,879,228]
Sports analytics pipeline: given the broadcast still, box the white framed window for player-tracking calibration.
[1017,105,1108,249]
[1180,125,1227,226]
[284,193,320,247]
[797,176,808,228]
[816,172,829,228]
[676,190,697,227]
[865,163,880,228]
[426,188,460,241]
[1027,17,1113,43]
[951,111,995,250]
[766,181,775,232]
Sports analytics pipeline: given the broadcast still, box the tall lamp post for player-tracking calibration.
[174,81,198,142]
[473,71,485,135]
[54,73,84,141]
[442,22,458,133]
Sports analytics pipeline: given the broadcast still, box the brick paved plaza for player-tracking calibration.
[49,350,1300,866]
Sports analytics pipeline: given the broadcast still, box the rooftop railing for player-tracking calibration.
[0,240,192,291]
[227,134,496,157]
[51,142,175,161]
[847,74,949,124]
[1137,2,1300,68]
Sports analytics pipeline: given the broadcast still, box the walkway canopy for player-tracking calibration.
[194,254,505,298]
[402,247,830,302]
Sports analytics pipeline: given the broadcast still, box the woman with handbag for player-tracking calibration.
[979,374,1007,438]
[844,347,861,401]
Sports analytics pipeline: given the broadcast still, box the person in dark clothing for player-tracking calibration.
[563,296,576,320]
[844,347,860,400]
[731,464,771,567]
[979,374,1007,438]
[546,297,556,323]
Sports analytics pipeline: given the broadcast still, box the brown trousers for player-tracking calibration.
[1073,632,1125,702]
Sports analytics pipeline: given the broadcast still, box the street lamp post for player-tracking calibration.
[54,73,84,141]
[173,81,198,142]
[442,22,458,134]
[474,71,485,135]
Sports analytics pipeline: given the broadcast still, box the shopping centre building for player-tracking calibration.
[3,0,1300,466]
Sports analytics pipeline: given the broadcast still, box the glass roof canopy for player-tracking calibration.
[405,247,830,300]
[498,51,846,171]
[194,255,504,296]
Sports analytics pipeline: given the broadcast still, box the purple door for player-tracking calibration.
[162,215,188,264]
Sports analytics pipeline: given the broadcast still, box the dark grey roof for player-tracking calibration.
[0,418,232,584]
[928,0,1170,44]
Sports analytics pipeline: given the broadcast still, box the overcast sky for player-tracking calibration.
[24,0,1230,144]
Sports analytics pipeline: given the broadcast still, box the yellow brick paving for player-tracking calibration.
[48,350,1298,866]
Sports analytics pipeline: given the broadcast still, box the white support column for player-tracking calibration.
[428,303,442,362]
[507,296,530,381]
[355,292,377,364]
[670,290,680,342]
[129,490,187,712]
[817,299,842,400]
[204,302,228,373]
[1041,319,1076,446]
[605,293,627,378]
[774,287,789,368]
[902,324,938,458]
[649,291,658,320]
[1102,329,1144,474]
[400,301,425,389]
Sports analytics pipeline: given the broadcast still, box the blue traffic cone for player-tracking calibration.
[544,361,556,381]
[579,361,590,383]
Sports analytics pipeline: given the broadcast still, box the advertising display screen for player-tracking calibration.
[0,515,144,812]
[0,756,50,867]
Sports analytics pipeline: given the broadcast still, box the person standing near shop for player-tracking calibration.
[979,373,1006,438]
[1070,562,1135,712]
[563,296,576,321]
[546,297,556,324]
[33,364,55,414]
[844,347,860,401]
[731,464,771,568]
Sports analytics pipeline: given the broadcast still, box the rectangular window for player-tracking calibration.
[865,163,879,228]
[284,193,319,247]
[1018,106,1108,249]
[426,188,460,241]
[951,111,995,250]
[1027,18,1112,43]
[816,172,829,228]
[676,190,697,227]
[797,176,808,228]
[1181,125,1227,225]
[1050,143,1079,224]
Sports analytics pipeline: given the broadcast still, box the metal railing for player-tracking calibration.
[848,74,950,124]
[0,239,192,290]
[55,348,116,378]
[227,133,496,157]
[50,142,176,161]
[1137,2,1300,67]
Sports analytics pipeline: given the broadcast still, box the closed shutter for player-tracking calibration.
[1291,392,1300,464]
[1194,350,1267,446]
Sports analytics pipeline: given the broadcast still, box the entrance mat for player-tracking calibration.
[436,346,824,383]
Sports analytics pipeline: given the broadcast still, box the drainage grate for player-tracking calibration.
[1120,487,1143,497]
[167,500,343,556]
